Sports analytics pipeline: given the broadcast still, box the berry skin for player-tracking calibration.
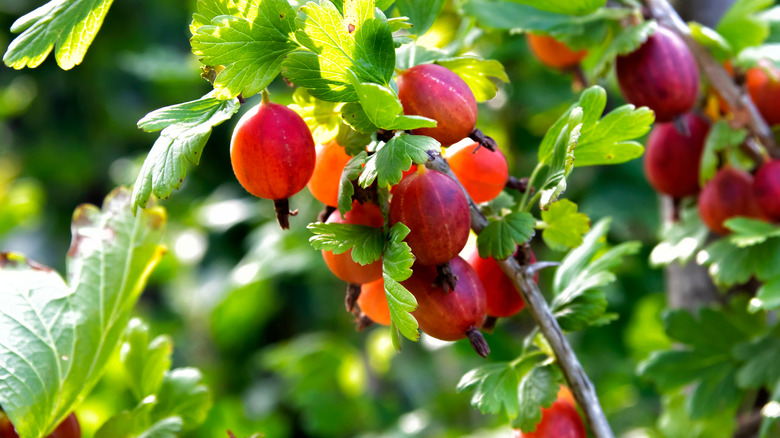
[513,386,586,438]
[746,63,780,126]
[446,141,509,203]
[754,160,780,221]
[402,256,488,355]
[389,168,471,266]
[527,34,587,70]
[466,249,537,318]
[307,140,352,207]
[644,113,709,198]
[397,64,478,147]
[616,27,699,123]
[230,98,316,228]
[322,201,384,284]
[698,167,763,235]
[358,279,391,326]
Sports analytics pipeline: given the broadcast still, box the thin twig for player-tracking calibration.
[425,153,615,438]
[644,0,779,158]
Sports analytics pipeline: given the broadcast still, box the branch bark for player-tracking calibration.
[425,153,615,438]
[644,0,779,158]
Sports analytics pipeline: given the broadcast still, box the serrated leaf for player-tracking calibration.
[388,17,413,32]
[751,276,780,312]
[689,22,733,61]
[350,79,437,130]
[283,0,395,101]
[360,135,437,188]
[717,0,773,53]
[95,399,183,438]
[338,152,368,215]
[514,364,560,432]
[575,97,653,167]
[700,121,747,187]
[383,223,418,342]
[341,102,380,133]
[552,218,640,331]
[289,88,343,144]
[190,0,238,34]
[396,0,445,36]
[539,199,590,251]
[335,122,372,156]
[538,107,582,209]
[435,57,510,102]
[307,222,385,265]
[724,217,780,246]
[133,93,240,211]
[383,223,415,281]
[457,363,521,418]
[650,206,709,267]
[3,0,114,70]
[734,335,780,389]
[121,318,173,402]
[0,188,166,438]
[698,236,780,286]
[384,276,419,342]
[151,368,211,429]
[476,212,536,260]
[190,0,298,100]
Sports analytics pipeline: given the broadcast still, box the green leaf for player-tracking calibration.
[307,222,385,265]
[457,363,521,418]
[338,152,369,215]
[689,22,733,61]
[700,121,748,187]
[383,223,419,342]
[151,368,211,429]
[476,212,536,260]
[191,0,298,99]
[341,102,380,133]
[283,0,395,101]
[95,399,183,438]
[537,107,582,209]
[396,0,446,36]
[335,122,372,156]
[388,17,413,32]
[513,364,560,432]
[650,206,709,267]
[121,319,173,402]
[717,0,773,53]
[396,44,447,70]
[0,188,166,438]
[724,217,780,247]
[751,276,780,312]
[190,0,238,33]
[735,43,780,69]
[539,199,590,251]
[289,88,343,144]
[552,218,640,331]
[698,235,780,286]
[435,57,510,102]
[359,134,438,188]
[3,0,114,70]
[350,79,437,130]
[132,92,240,212]
[734,334,780,389]
[507,0,605,16]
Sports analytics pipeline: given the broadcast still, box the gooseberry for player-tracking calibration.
[644,113,709,198]
[513,386,586,438]
[357,279,391,326]
[754,160,780,222]
[527,34,587,70]
[307,139,352,207]
[322,201,384,284]
[446,140,509,203]
[698,167,763,235]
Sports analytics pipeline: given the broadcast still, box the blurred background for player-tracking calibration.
[0,0,745,436]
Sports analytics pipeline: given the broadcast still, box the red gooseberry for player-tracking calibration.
[307,139,352,207]
[644,113,709,198]
[446,140,509,203]
[698,167,763,235]
[746,62,780,126]
[466,249,537,319]
[754,160,780,222]
[389,167,471,266]
[230,95,316,229]
[397,64,478,147]
[322,201,384,284]
[357,279,391,326]
[513,386,586,438]
[616,27,699,123]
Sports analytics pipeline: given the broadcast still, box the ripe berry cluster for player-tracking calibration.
[229,64,536,357]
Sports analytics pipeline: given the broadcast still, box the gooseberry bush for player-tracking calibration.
[4,0,780,436]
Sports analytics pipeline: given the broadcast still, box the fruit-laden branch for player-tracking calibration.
[644,0,779,159]
[425,153,615,438]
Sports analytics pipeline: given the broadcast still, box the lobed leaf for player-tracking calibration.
[717,0,773,53]
[359,135,438,188]
[337,152,369,216]
[476,212,536,260]
[307,222,385,265]
[121,319,173,402]
[383,223,419,343]
[457,363,521,418]
[4,0,114,70]
[133,93,240,212]
[698,235,780,286]
[539,199,590,252]
[513,364,561,432]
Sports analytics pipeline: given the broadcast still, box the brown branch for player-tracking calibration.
[425,153,615,438]
[644,0,779,159]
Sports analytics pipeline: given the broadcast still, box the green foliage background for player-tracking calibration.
[0,0,672,436]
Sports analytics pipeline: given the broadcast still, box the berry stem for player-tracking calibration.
[468,128,498,152]
[345,283,361,315]
[505,176,530,193]
[481,316,498,333]
[466,326,490,358]
[356,313,374,331]
[273,198,296,229]
[425,151,615,438]
[435,262,458,293]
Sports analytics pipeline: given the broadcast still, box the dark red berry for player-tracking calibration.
[616,27,699,123]
[644,113,709,197]
[402,256,489,356]
[513,387,586,438]
[389,168,471,266]
[49,414,81,438]
[754,160,780,221]
[467,249,537,318]
[322,201,384,284]
[698,167,763,235]
[397,64,478,146]
[747,62,780,126]
[230,97,316,228]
